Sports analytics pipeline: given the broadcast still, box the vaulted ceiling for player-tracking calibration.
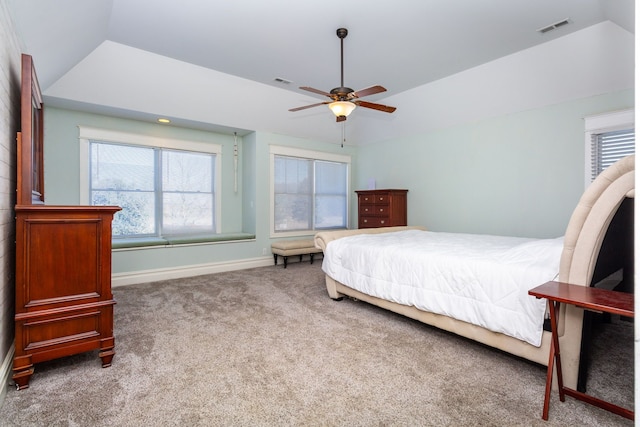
[7,0,635,145]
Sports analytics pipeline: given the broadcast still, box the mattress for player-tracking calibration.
[321,229,564,346]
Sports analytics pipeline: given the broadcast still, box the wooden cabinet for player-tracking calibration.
[356,189,408,228]
[12,54,121,389]
[13,206,120,389]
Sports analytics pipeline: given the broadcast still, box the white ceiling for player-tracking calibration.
[7,0,635,145]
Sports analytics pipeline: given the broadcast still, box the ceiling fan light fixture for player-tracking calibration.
[328,101,356,117]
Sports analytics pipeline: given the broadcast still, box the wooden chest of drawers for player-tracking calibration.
[13,205,120,390]
[356,189,408,228]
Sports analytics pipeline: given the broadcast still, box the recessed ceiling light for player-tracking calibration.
[157,118,171,124]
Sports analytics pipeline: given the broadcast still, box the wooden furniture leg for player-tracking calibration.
[11,357,33,390]
[542,300,565,420]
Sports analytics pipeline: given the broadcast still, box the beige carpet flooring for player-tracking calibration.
[0,262,634,426]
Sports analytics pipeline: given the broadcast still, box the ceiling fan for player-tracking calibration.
[289,28,396,122]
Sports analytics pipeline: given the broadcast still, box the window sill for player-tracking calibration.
[112,233,256,250]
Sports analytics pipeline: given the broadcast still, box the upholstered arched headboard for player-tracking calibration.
[559,155,635,286]
[555,154,634,389]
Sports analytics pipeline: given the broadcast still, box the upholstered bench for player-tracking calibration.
[271,239,323,268]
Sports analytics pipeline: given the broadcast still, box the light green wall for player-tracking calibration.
[42,90,632,275]
[354,90,634,238]
[42,107,356,274]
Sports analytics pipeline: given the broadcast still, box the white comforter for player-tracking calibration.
[322,229,564,347]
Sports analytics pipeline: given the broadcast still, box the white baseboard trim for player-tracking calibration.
[112,256,275,287]
[1,344,15,404]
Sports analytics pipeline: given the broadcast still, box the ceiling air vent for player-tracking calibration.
[274,77,292,84]
[537,18,570,34]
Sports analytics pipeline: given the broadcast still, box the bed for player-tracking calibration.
[314,155,634,389]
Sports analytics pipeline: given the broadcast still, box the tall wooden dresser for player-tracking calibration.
[356,189,408,228]
[12,54,120,389]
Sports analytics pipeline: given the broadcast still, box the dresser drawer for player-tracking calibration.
[360,204,389,216]
[359,217,390,228]
[373,194,389,204]
[359,194,375,204]
[359,194,390,205]
[363,205,389,216]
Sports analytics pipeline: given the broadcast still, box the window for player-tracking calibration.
[590,129,635,179]
[270,145,350,237]
[79,127,221,239]
[584,109,634,186]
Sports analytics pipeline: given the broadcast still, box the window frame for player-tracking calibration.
[583,109,634,188]
[269,145,351,238]
[78,126,222,238]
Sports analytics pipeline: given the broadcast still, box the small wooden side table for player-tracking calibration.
[528,281,634,421]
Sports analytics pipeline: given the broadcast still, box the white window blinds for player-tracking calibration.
[273,155,348,232]
[590,128,635,181]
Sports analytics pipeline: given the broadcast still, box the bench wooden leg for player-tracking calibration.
[272,250,320,268]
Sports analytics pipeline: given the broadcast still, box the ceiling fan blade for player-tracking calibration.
[299,86,333,98]
[351,85,387,99]
[336,115,347,123]
[355,100,396,113]
[289,102,329,112]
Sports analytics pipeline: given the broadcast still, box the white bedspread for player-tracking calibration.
[322,230,564,347]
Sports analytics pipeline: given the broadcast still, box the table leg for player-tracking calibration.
[549,301,565,401]
[542,300,566,420]
[543,333,554,420]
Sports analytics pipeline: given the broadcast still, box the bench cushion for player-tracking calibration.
[271,239,322,255]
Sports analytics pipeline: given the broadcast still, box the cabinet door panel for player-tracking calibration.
[21,219,103,306]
